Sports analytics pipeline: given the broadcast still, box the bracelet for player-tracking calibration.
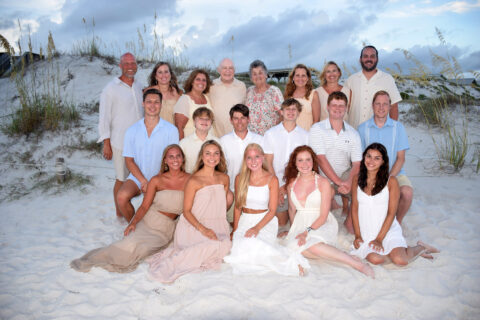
[306,227,313,233]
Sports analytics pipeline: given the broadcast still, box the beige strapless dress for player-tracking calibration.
[70,190,184,273]
[148,184,231,283]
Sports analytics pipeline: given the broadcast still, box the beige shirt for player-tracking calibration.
[208,78,247,137]
[344,69,401,129]
[179,131,220,173]
[174,94,214,137]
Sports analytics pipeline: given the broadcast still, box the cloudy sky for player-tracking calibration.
[1,0,479,76]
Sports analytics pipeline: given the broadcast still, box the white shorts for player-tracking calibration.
[113,147,129,181]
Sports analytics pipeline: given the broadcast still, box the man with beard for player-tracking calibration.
[344,45,402,129]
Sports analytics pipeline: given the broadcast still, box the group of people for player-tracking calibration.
[71,45,439,282]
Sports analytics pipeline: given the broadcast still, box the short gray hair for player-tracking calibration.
[249,59,268,78]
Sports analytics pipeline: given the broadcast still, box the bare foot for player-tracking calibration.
[352,256,375,279]
[418,241,439,259]
[298,265,306,277]
[343,217,354,234]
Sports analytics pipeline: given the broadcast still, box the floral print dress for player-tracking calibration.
[246,85,283,135]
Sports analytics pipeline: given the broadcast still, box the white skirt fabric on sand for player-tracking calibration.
[224,211,310,276]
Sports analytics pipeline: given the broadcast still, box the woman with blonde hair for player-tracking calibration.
[315,61,349,121]
[284,64,321,130]
[224,143,308,276]
[145,62,182,124]
[148,140,232,283]
[71,144,189,273]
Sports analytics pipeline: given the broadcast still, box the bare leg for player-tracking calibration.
[277,210,290,237]
[396,186,413,224]
[117,180,141,222]
[343,211,354,235]
[366,252,387,265]
[341,196,350,216]
[114,180,124,217]
[304,243,374,278]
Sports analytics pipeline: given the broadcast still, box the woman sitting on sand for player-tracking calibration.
[284,145,374,278]
[224,143,309,276]
[145,62,182,124]
[350,143,439,265]
[70,144,189,273]
[148,140,232,283]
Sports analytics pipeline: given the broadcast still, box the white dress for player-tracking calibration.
[350,185,407,259]
[286,174,338,252]
[224,184,309,276]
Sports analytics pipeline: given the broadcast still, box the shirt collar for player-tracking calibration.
[368,116,394,128]
[325,118,346,131]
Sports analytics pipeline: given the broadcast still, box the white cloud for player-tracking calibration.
[422,0,480,15]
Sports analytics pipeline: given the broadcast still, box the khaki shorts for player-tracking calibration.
[396,174,413,188]
[331,169,352,198]
[113,147,129,181]
[276,195,289,213]
[227,199,235,223]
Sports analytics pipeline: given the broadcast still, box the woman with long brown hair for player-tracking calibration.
[284,64,320,130]
[351,143,439,265]
[145,62,182,124]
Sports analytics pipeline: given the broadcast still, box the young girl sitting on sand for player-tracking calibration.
[148,140,232,283]
[224,143,308,276]
[284,145,374,278]
[350,143,439,265]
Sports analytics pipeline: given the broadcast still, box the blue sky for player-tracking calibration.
[1,0,479,76]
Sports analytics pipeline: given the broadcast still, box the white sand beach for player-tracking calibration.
[0,56,479,319]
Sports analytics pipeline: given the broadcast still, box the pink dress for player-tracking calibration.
[148,184,231,283]
[246,85,283,135]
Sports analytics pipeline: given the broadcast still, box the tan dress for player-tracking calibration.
[70,190,184,273]
[148,184,231,283]
[160,98,178,125]
[294,91,315,131]
[315,86,350,121]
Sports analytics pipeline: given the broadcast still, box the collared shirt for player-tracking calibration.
[123,118,179,186]
[344,69,402,129]
[358,116,409,175]
[309,119,362,177]
[179,131,220,173]
[208,78,247,137]
[97,77,144,150]
[264,123,309,186]
[220,130,264,191]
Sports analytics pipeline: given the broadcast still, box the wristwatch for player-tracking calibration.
[306,227,313,233]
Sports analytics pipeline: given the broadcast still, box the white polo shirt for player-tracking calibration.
[264,123,309,186]
[309,119,362,177]
[220,130,264,191]
[179,131,220,173]
[344,69,401,129]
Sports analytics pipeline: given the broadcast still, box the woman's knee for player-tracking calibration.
[367,253,385,265]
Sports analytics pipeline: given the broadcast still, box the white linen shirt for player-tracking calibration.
[220,130,264,191]
[97,77,144,150]
[122,118,179,187]
[179,131,220,173]
[263,123,309,186]
[309,119,362,177]
[344,69,401,129]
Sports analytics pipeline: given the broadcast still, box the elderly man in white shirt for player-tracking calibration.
[264,98,309,235]
[98,52,143,218]
[309,91,362,234]
[179,107,219,173]
[344,45,402,129]
[209,58,247,137]
[220,104,263,223]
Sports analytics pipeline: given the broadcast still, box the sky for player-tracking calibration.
[1,0,480,77]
